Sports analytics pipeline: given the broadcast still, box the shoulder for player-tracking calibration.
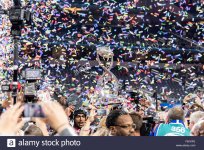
[153,123,165,136]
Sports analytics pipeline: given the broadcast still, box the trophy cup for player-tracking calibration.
[95,46,119,101]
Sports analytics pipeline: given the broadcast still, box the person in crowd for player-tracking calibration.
[153,106,190,136]
[73,109,87,135]
[189,111,204,130]
[79,108,97,136]
[191,120,204,136]
[129,112,143,136]
[106,109,135,136]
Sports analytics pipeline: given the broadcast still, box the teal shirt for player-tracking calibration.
[155,120,190,136]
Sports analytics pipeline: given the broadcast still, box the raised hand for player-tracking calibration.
[0,102,24,135]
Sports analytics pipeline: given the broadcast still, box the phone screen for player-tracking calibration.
[97,109,107,116]
[23,103,45,118]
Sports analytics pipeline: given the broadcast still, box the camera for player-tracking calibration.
[22,69,41,81]
[1,85,11,92]
[140,117,156,136]
[128,91,140,104]
[9,6,30,36]
[24,83,37,97]
[0,0,32,36]
[9,7,24,23]
[1,82,21,92]
[22,69,41,102]
[0,69,41,102]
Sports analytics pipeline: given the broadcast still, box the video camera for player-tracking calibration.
[1,69,41,102]
[0,0,31,36]
[140,117,156,136]
[22,69,41,102]
[1,82,21,93]
[128,90,146,104]
[140,112,163,136]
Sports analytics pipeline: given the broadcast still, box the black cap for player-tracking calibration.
[73,109,87,118]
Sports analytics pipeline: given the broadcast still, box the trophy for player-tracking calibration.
[95,46,119,100]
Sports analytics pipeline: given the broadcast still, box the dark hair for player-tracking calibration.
[106,110,128,128]
[0,105,4,116]
[129,112,143,131]
[73,109,87,119]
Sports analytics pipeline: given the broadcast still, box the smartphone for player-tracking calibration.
[96,109,107,116]
[23,103,45,118]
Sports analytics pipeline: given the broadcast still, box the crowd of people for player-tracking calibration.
[0,0,204,137]
[0,87,203,136]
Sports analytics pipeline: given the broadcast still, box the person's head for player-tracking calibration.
[73,109,87,129]
[129,112,143,136]
[189,111,204,130]
[191,120,204,136]
[167,106,184,123]
[106,110,135,136]
[24,124,43,136]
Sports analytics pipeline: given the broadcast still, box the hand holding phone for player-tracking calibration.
[23,103,45,118]
[96,109,107,116]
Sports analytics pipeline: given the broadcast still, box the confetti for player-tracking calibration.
[0,0,203,107]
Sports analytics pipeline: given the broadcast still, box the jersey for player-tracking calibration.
[155,120,190,136]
